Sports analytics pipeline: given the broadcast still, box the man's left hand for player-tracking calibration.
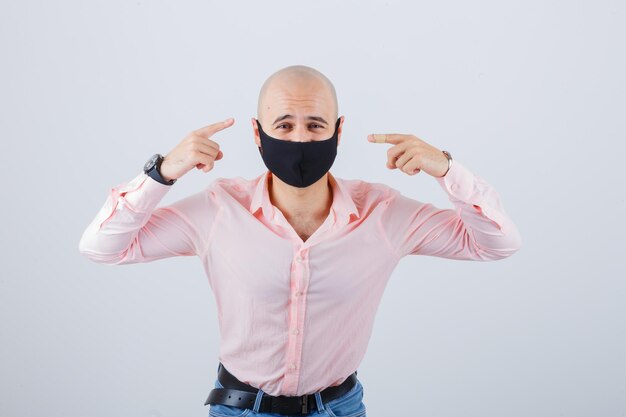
[367,133,449,177]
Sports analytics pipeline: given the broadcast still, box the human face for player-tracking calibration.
[252,80,343,146]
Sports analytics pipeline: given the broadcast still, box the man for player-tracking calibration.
[79,65,522,416]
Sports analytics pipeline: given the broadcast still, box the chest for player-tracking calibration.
[288,217,326,242]
[208,207,394,305]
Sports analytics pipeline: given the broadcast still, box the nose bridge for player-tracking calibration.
[292,122,313,143]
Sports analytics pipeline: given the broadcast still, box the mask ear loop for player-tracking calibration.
[256,119,264,155]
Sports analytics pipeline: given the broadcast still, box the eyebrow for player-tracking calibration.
[272,114,328,125]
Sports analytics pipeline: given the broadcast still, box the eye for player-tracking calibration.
[275,123,325,129]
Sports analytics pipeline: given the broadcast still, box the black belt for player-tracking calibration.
[204,362,358,415]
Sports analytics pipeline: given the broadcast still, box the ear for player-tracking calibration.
[337,115,345,146]
[252,117,261,147]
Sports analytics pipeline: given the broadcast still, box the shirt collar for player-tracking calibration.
[249,170,360,226]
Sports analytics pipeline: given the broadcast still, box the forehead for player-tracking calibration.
[261,81,335,120]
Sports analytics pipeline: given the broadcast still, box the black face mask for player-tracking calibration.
[256,118,341,188]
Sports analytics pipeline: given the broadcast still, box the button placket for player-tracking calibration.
[283,248,309,393]
[297,249,309,290]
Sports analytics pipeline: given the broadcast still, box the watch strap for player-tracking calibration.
[145,154,176,186]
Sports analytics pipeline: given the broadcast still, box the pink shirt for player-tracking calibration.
[79,159,522,396]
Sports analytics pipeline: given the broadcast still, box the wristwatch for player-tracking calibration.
[143,153,176,185]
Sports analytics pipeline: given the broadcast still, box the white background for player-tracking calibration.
[1,1,624,416]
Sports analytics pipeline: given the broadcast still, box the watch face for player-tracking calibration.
[144,154,160,172]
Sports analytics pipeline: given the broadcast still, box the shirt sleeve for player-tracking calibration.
[379,159,523,261]
[78,170,217,265]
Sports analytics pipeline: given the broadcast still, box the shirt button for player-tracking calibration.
[288,363,296,370]
[295,291,302,297]
[292,328,300,335]
[296,256,302,262]
[451,184,458,190]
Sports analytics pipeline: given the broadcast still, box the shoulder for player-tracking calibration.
[207,175,251,193]
[205,174,261,206]
[332,175,399,206]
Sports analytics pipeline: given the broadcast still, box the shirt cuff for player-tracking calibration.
[97,170,173,230]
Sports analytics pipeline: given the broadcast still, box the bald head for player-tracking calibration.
[257,65,338,125]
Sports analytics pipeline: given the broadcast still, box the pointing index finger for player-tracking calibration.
[370,134,388,143]
[194,118,235,138]
[368,133,406,144]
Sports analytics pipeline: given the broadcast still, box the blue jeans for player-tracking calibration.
[207,373,367,417]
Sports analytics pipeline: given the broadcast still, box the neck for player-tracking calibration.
[268,172,333,220]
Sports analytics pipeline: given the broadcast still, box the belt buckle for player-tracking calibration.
[301,393,308,414]
[269,394,309,415]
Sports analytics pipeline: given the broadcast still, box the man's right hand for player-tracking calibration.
[160,117,235,182]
